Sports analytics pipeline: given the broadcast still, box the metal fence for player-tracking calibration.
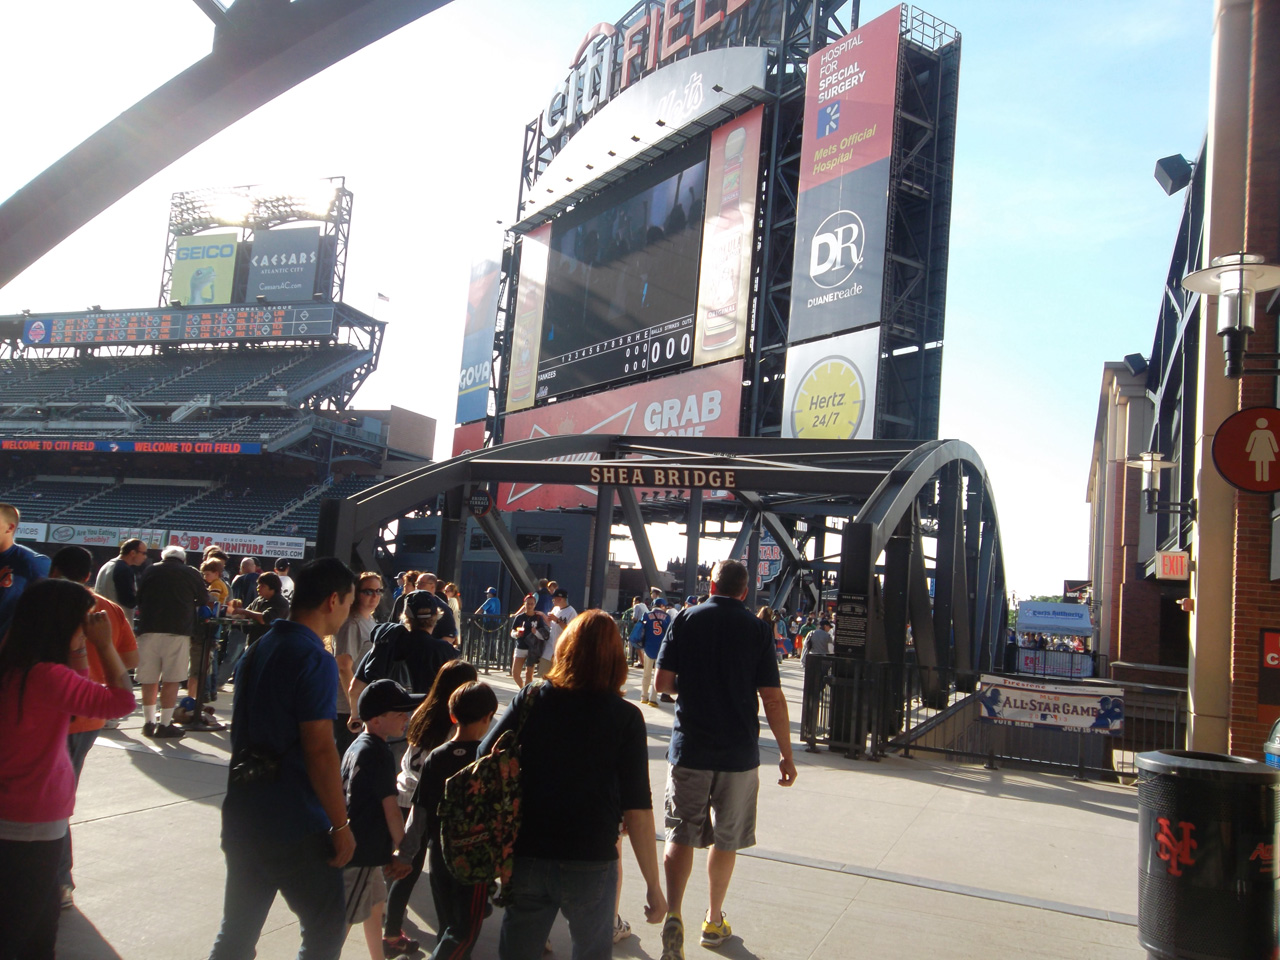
[800,656,1187,779]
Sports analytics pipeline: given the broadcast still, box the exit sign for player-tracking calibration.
[1157,550,1190,580]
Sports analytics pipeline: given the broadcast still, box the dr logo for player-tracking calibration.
[1155,818,1197,877]
[810,209,865,288]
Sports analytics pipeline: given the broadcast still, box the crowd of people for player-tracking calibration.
[0,496,819,960]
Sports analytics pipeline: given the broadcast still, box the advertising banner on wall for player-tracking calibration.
[245,226,321,302]
[694,105,764,368]
[16,522,47,543]
[46,524,167,550]
[167,530,307,559]
[788,7,901,345]
[171,232,239,306]
[452,419,487,458]
[781,327,879,440]
[456,260,502,425]
[498,360,743,511]
[505,225,551,413]
[978,675,1124,734]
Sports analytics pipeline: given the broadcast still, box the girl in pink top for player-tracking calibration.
[0,578,136,959]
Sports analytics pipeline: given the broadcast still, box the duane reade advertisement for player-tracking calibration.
[788,6,901,344]
[781,327,880,440]
[246,225,321,302]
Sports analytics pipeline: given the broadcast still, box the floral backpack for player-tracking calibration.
[437,681,544,903]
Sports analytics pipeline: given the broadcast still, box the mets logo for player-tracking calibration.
[0,566,12,589]
[1155,818,1197,877]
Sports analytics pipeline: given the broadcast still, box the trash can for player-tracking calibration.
[1136,750,1279,959]
[1266,720,1280,770]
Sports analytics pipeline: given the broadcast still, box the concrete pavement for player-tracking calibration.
[57,658,1144,959]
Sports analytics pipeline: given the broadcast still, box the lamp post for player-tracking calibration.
[1183,253,1280,377]
[1124,450,1196,520]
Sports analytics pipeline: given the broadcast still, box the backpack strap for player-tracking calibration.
[508,679,546,753]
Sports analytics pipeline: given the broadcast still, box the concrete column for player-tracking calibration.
[1188,0,1252,751]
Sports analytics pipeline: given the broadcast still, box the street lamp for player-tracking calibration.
[1182,253,1280,378]
[1124,450,1196,519]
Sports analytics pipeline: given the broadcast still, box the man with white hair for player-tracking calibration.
[135,545,211,738]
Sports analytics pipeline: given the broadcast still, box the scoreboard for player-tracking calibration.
[21,304,335,347]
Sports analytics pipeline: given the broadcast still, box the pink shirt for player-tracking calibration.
[0,662,136,822]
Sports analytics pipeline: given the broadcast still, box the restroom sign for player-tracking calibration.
[1213,406,1280,493]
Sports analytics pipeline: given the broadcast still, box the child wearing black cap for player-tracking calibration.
[394,681,500,960]
[342,679,421,960]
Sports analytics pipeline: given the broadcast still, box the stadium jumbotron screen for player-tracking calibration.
[535,149,708,401]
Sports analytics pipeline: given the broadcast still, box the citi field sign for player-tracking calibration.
[538,0,770,162]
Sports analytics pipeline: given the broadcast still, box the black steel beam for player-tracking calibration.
[617,487,663,596]
[0,0,454,290]
[590,486,615,609]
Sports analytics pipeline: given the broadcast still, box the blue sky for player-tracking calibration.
[0,1,1211,597]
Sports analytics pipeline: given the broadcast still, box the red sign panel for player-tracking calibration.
[452,420,486,459]
[1212,406,1280,492]
[497,361,743,511]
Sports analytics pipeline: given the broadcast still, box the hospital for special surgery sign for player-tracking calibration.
[977,675,1124,735]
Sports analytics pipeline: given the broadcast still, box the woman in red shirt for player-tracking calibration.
[0,578,136,959]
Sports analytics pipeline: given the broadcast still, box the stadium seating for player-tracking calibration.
[258,474,382,537]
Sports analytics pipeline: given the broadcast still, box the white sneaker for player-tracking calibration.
[613,915,632,943]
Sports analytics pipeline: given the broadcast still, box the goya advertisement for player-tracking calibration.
[456,259,501,425]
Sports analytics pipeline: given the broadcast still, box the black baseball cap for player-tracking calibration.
[819,618,832,627]
[405,590,440,619]
[357,679,422,720]
[552,588,568,599]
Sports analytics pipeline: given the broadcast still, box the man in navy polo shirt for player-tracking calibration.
[209,557,359,960]
[653,559,797,960]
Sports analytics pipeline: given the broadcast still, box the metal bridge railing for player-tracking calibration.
[800,656,1187,780]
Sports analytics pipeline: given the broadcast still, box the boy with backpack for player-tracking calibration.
[394,681,500,960]
[342,679,421,960]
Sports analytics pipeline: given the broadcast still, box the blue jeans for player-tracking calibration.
[216,627,248,687]
[498,857,616,960]
[208,834,345,960]
[57,730,98,889]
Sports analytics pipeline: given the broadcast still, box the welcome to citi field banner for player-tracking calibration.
[170,233,239,306]
[788,6,901,345]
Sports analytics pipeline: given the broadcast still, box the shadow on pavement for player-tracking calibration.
[57,907,125,960]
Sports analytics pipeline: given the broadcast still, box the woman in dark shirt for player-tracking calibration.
[480,610,666,960]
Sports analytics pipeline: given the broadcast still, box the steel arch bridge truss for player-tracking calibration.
[317,435,1007,674]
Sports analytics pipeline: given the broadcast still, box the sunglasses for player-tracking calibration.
[359,588,384,596]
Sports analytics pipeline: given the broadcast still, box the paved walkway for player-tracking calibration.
[58,659,1144,959]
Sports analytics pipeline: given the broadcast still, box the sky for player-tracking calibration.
[0,0,1211,599]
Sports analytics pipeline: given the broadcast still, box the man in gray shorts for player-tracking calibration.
[653,559,797,959]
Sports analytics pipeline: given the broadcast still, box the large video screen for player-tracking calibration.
[536,150,708,401]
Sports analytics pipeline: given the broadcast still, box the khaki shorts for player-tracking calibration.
[343,865,387,925]
[664,765,759,851]
[135,633,189,684]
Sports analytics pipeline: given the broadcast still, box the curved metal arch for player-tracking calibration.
[319,435,1009,678]
[0,0,454,291]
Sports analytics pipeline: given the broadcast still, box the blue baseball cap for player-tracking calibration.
[653,597,669,607]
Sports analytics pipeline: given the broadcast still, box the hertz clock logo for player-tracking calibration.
[789,356,866,439]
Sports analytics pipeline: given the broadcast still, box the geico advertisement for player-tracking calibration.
[498,360,742,510]
[170,233,238,305]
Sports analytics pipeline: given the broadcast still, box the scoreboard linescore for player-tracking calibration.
[22,304,335,347]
